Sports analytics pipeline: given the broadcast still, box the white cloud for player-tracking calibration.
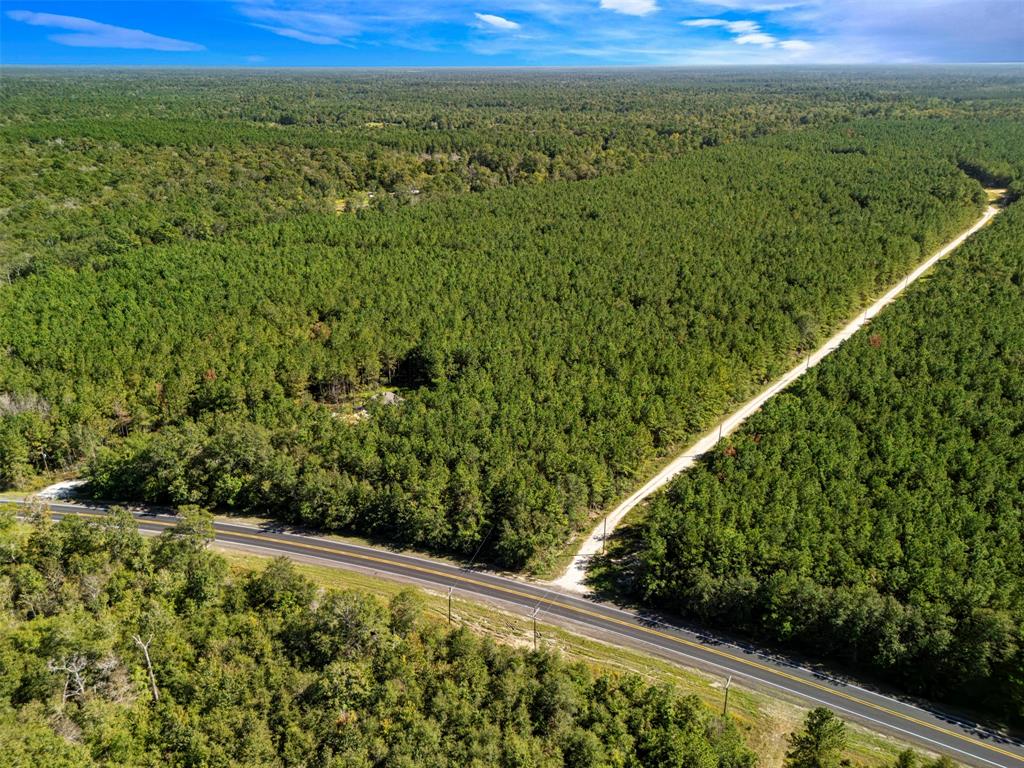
[779,38,813,51]
[5,10,204,50]
[735,32,777,45]
[703,1,1023,63]
[782,1,1023,62]
[474,12,521,30]
[253,24,341,44]
[682,17,781,47]
[696,1,806,9]
[599,0,659,17]
[236,3,355,45]
[682,18,760,33]
[724,20,760,32]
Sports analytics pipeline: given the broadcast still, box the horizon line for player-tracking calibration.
[3,62,1023,70]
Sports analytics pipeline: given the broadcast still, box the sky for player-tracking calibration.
[1,1,1022,67]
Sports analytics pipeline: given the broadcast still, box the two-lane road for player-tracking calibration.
[10,498,1022,768]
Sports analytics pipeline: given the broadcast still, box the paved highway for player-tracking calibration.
[8,498,1022,768]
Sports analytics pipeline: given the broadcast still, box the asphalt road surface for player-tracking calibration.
[10,498,1022,768]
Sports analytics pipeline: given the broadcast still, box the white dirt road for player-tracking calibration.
[554,198,1004,593]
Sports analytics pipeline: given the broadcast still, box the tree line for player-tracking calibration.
[0,507,960,767]
[2,120,1010,571]
[4,68,1024,280]
[0,506,754,767]
[615,199,1024,723]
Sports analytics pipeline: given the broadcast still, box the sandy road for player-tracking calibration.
[554,198,1004,593]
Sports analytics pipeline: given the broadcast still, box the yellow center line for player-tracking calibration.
[67,509,1020,763]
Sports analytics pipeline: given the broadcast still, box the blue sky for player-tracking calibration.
[1,1,1022,67]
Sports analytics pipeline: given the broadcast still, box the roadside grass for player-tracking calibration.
[220,547,931,767]
[2,479,939,762]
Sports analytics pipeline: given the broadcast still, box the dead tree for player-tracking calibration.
[132,634,159,703]
[48,655,88,707]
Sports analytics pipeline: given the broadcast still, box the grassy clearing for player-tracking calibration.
[219,547,931,767]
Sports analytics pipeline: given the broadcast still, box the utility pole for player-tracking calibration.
[447,586,453,625]
[602,516,607,554]
[532,608,539,651]
[722,676,732,717]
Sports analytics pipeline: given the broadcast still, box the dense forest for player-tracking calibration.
[6,114,1018,570]
[611,200,1024,722]
[0,507,959,767]
[2,69,1022,761]
[2,72,1024,573]
[4,68,1024,279]
[0,507,757,767]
